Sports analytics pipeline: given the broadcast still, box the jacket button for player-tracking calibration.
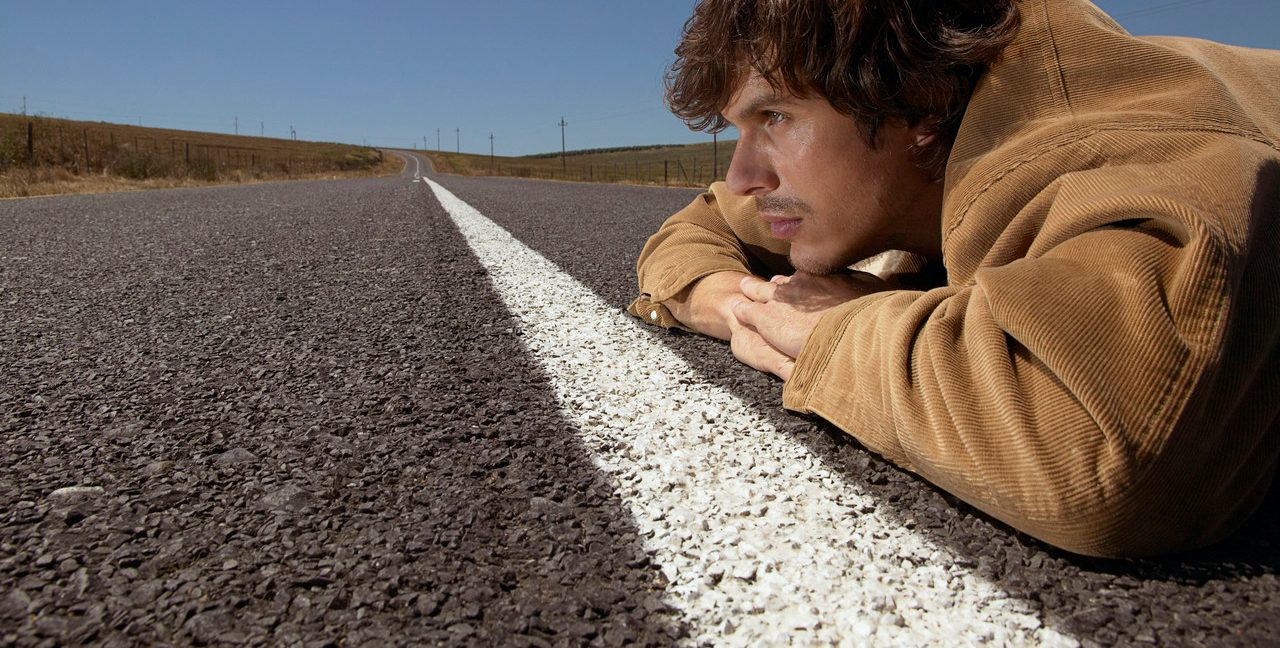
[650,310,659,321]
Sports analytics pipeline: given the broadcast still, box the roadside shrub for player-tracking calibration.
[113,152,165,179]
[186,158,219,181]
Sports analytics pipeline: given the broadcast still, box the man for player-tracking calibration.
[629,0,1280,558]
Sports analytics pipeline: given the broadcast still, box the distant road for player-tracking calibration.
[1,152,1274,646]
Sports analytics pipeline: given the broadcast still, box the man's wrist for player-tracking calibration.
[663,271,751,340]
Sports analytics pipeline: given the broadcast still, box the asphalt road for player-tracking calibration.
[1,153,1276,646]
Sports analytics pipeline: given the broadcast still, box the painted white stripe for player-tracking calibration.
[423,175,1074,646]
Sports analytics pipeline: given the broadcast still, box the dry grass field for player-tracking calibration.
[425,139,737,188]
[0,113,401,199]
[1,111,735,198]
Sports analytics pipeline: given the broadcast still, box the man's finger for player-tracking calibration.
[739,275,777,302]
[733,298,783,348]
[733,297,818,361]
[728,320,795,380]
[730,298,758,328]
[732,298,782,342]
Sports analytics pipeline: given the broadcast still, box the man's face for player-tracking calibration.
[722,72,943,273]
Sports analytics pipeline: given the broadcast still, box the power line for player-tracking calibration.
[558,117,568,174]
[713,131,718,179]
[3,93,383,144]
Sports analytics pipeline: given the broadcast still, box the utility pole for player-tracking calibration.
[436,128,441,152]
[22,96,26,116]
[290,125,296,140]
[234,116,238,135]
[260,121,264,137]
[489,132,494,171]
[558,116,568,174]
[455,128,460,154]
[423,135,428,150]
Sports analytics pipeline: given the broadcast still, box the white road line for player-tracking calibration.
[423,176,1075,646]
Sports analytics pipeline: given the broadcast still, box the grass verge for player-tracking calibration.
[423,139,737,188]
[0,113,404,199]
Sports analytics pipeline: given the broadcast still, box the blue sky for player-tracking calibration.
[3,1,1277,156]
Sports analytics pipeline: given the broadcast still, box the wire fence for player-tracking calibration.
[3,114,733,190]
[431,148,736,188]
[495,159,727,186]
[0,116,381,181]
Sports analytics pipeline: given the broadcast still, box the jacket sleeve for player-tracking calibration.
[629,183,792,328]
[783,150,1280,557]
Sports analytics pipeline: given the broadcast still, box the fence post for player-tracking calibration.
[83,129,90,172]
[26,122,34,166]
[185,142,190,164]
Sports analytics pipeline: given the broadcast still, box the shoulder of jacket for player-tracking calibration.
[944,0,1280,243]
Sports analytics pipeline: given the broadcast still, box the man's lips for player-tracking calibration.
[756,195,809,241]
[760,213,801,239]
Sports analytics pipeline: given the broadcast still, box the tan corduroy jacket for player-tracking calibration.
[630,0,1280,557]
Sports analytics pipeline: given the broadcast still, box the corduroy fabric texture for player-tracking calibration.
[632,0,1280,557]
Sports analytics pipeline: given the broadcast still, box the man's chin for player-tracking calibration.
[787,249,850,276]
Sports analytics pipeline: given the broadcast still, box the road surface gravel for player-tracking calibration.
[1,157,1276,646]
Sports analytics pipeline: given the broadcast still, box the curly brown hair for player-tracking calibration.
[667,0,1021,172]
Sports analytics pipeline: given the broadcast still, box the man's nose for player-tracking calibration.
[724,137,779,196]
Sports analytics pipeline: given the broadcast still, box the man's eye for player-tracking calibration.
[764,111,786,125]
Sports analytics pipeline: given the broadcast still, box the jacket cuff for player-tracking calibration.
[627,294,693,332]
[782,292,895,412]
[642,260,751,304]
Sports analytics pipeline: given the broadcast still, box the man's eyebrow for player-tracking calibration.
[726,93,796,121]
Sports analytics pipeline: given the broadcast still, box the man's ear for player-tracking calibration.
[908,124,947,181]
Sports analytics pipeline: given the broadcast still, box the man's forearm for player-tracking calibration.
[661,271,752,340]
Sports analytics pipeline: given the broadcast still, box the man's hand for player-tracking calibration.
[730,271,892,379]
[727,315,798,380]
